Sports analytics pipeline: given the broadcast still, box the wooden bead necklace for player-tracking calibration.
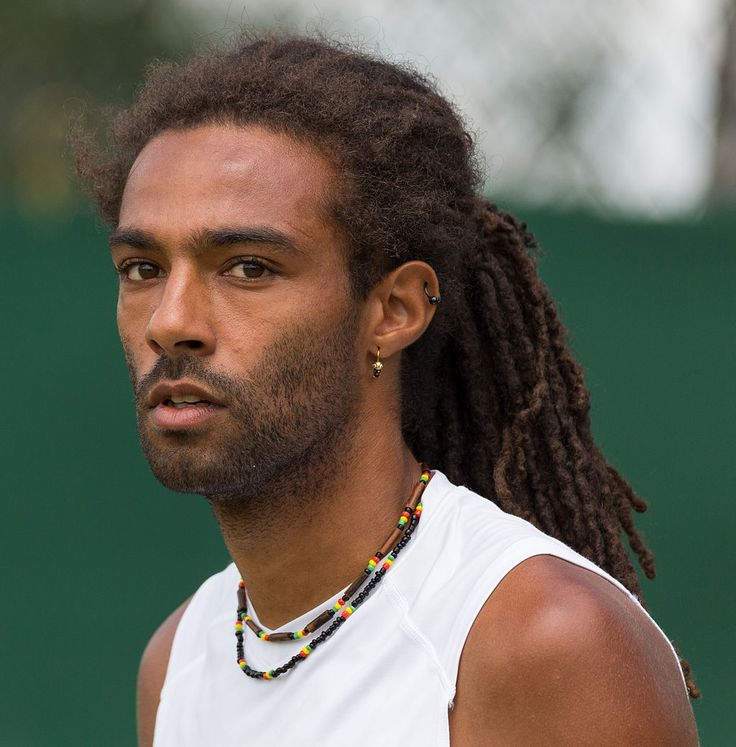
[235,467,431,680]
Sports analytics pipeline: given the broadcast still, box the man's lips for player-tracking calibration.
[145,381,226,430]
[146,381,226,409]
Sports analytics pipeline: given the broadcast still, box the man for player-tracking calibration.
[75,33,698,745]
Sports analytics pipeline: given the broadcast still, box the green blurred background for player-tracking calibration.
[2,1,734,744]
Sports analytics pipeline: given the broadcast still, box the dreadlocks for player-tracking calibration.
[73,30,698,697]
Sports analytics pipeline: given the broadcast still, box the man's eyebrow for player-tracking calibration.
[108,226,305,256]
[193,227,305,256]
[108,228,159,251]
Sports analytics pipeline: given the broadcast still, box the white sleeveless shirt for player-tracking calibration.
[153,469,685,746]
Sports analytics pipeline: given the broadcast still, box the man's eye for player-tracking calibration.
[120,261,161,281]
[226,261,270,280]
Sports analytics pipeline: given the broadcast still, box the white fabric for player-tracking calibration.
[153,469,686,746]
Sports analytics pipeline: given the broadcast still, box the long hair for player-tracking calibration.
[73,31,698,697]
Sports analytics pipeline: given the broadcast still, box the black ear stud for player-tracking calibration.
[424,282,441,305]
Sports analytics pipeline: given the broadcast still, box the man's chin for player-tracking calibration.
[142,444,304,505]
[146,459,219,495]
[139,437,243,495]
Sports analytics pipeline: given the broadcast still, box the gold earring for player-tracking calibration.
[372,347,383,378]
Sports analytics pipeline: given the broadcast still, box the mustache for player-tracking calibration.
[132,355,238,404]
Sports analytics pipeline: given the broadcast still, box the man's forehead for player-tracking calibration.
[126,124,334,194]
[119,124,341,247]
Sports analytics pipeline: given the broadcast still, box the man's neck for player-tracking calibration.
[209,420,423,629]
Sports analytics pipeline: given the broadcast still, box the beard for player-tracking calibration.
[125,307,362,509]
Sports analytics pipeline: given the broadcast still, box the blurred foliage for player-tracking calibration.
[0,0,197,219]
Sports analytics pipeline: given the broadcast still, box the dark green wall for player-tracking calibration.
[2,207,733,744]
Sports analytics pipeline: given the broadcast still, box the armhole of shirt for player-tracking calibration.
[159,565,235,697]
[443,536,689,705]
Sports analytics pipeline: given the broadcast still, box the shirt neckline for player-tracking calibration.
[242,468,450,633]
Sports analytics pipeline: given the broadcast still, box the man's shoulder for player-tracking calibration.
[137,597,192,747]
[135,562,238,745]
[450,555,698,745]
[460,555,656,679]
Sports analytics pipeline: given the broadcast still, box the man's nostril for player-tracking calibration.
[180,340,205,350]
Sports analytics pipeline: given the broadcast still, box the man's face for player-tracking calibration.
[112,124,363,502]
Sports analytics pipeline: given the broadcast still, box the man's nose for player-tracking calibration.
[145,268,216,357]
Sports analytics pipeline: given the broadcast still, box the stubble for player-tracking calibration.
[125,307,362,514]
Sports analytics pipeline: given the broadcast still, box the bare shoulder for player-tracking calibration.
[450,555,698,746]
[137,597,192,747]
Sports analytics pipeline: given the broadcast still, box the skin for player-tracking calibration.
[114,125,698,747]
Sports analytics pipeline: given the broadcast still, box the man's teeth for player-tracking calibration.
[167,395,210,407]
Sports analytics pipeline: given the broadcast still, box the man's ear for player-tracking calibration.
[364,261,440,361]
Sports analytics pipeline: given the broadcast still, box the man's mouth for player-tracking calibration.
[145,381,227,429]
[147,381,226,409]
[165,395,214,409]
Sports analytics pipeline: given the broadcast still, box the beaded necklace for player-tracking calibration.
[235,467,431,680]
